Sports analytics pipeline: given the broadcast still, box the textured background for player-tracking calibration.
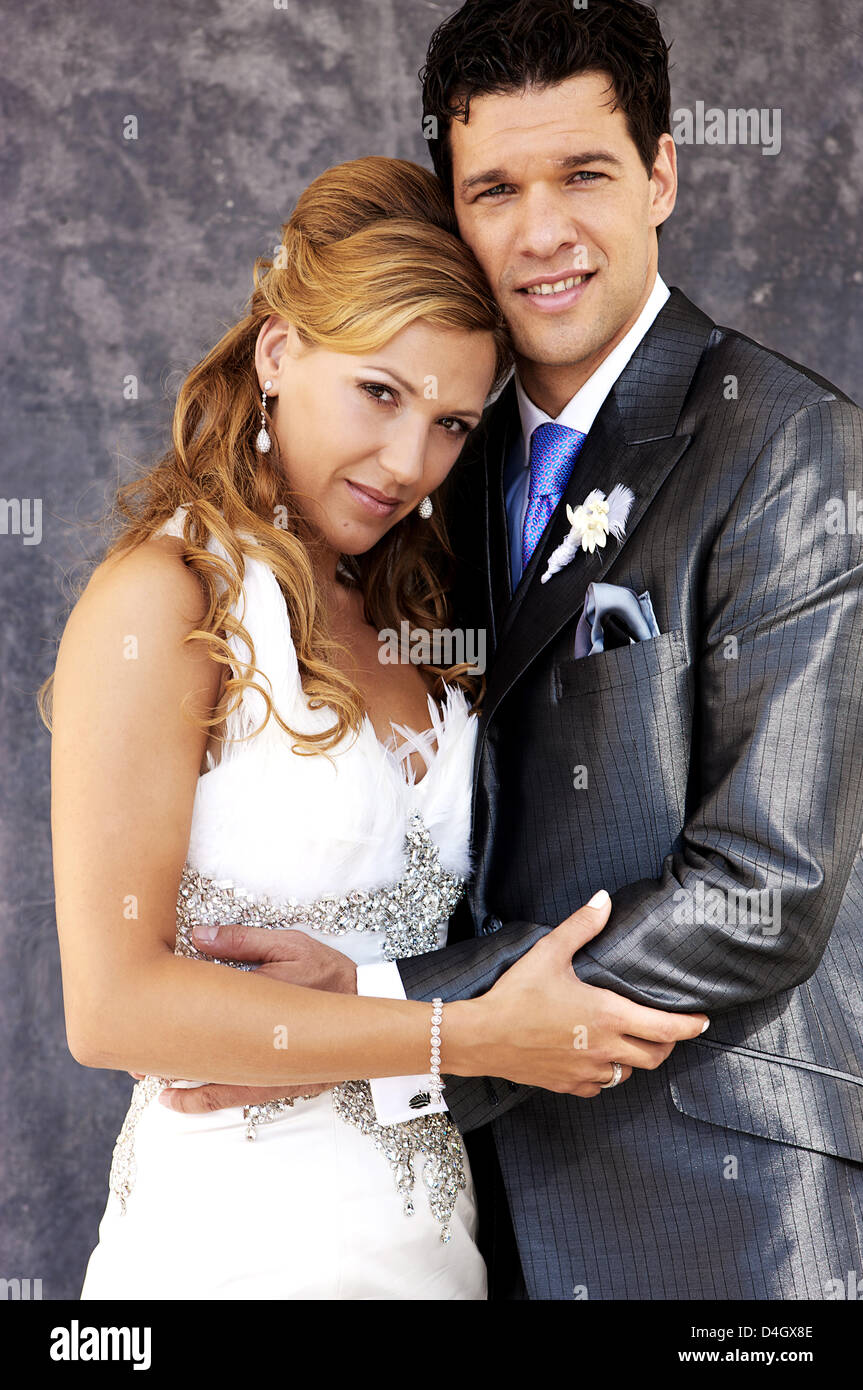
[1,0,861,1298]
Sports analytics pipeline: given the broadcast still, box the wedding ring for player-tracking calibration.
[599,1061,624,1089]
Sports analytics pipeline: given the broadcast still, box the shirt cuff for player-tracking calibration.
[356,961,449,1124]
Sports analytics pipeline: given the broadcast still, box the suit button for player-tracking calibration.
[482,914,502,935]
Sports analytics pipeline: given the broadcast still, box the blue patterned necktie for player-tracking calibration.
[521,422,588,572]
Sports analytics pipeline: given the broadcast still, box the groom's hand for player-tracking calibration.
[143,925,357,1114]
[191,922,359,993]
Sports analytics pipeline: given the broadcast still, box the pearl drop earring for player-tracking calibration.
[256,379,273,453]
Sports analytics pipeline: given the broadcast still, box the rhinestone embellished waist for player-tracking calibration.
[175,812,465,963]
[108,812,469,1243]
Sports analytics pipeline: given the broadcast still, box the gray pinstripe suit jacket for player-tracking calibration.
[399,288,863,1299]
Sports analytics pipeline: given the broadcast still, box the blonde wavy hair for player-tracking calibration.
[37,156,513,754]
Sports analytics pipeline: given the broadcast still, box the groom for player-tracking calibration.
[177,0,863,1298]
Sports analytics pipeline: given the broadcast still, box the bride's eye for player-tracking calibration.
[361,382,396,405]
[439,417,470,435]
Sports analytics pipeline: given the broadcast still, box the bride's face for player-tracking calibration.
[255,316,497,557]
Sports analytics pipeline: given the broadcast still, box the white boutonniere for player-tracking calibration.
[540,484,636,584]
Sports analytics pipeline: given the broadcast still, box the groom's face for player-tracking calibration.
[449,72,676,399]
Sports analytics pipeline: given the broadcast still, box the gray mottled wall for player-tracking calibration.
[1,0,861,1299]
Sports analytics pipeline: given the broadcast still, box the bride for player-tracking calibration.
[43,155,680,1300]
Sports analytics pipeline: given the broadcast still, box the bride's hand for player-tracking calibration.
[450,892,709,1096]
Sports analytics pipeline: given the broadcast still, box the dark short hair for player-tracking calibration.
[421,0,672,199]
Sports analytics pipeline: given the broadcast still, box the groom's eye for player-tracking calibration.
[476,184,511,200]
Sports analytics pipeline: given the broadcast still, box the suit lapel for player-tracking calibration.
[443,378,511,663]
[477,378,519,653]
[478,288,716,734]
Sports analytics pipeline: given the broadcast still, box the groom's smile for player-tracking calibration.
[517,268,597,312]
[448,71,677,413]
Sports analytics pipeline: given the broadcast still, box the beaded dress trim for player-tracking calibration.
[108,812,467,1242]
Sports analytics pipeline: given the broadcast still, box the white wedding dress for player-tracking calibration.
[79,505,486,1300]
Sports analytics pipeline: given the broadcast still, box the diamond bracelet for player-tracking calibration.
[429,997,444,1104]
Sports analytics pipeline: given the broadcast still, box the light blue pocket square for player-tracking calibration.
[573,582,661,658]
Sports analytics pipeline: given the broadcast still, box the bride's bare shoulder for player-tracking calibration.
[78,530,208,625]
[56,530,216,696]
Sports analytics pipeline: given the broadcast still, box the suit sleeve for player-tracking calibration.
[399,397,863,1135]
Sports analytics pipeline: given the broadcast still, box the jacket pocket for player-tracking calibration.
[667,1037,863,1163]
[556,627,687,698]
[555,626,693,851]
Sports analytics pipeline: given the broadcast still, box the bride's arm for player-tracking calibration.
[51,536,441,1085]
[51,537,703,1093]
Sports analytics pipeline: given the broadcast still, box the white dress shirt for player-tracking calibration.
[506,272,670,587]
[358,273,671,1124]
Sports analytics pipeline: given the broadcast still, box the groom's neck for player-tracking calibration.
[515,356,607,420]
[516,324,633,419]
[515,275,659,419]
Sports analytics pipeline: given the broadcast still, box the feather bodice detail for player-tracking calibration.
[155,506,478,923]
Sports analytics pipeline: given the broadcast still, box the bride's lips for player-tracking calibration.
[345,479,401,517]
[517,271,596,314]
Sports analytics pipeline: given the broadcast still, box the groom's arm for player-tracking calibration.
[569,396,863,1006]
[362,395,863,1133]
